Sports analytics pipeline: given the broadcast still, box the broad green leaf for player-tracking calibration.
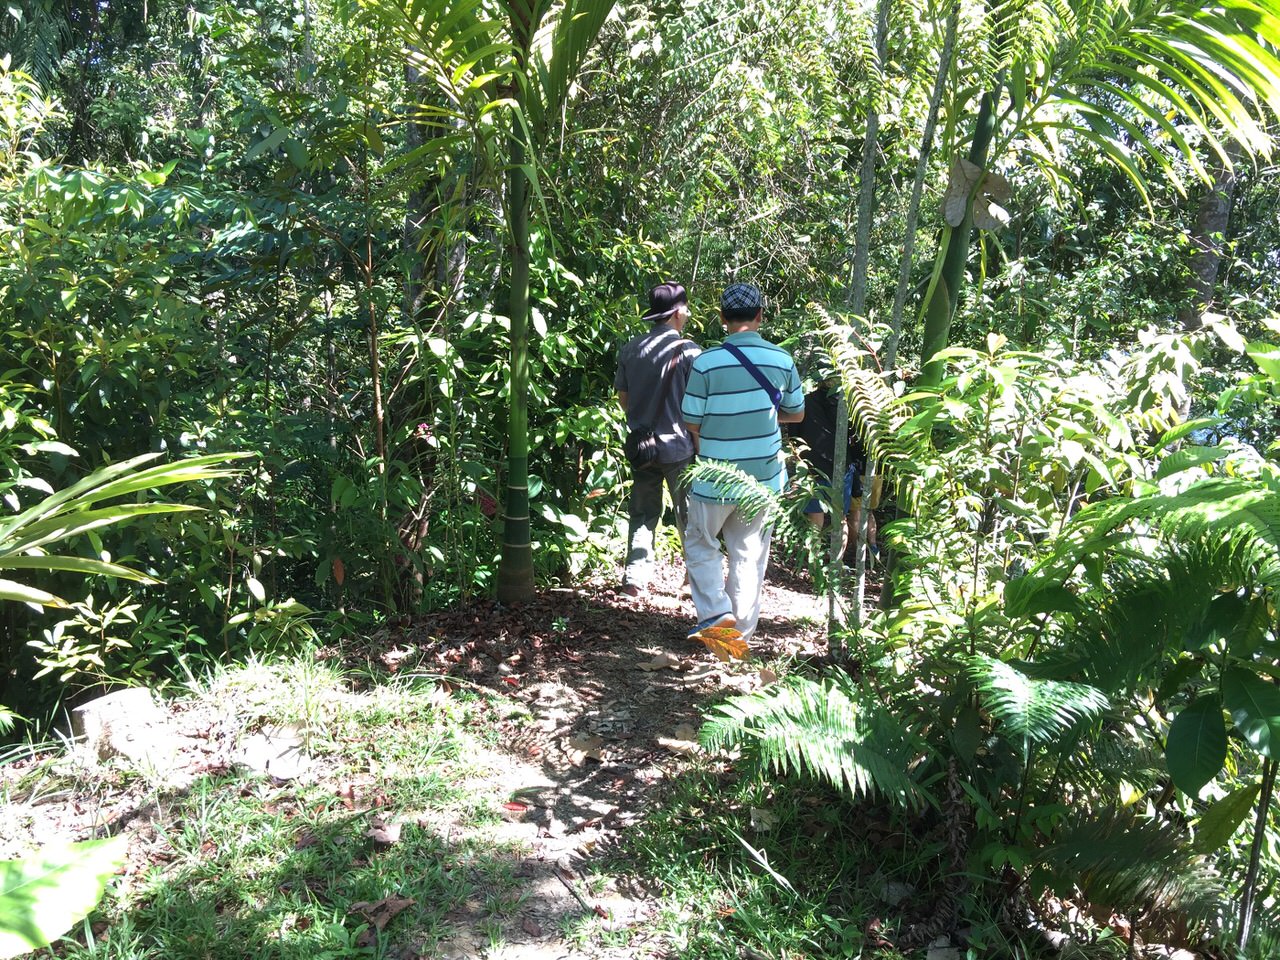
[1004,579,1079,618]
[1246,341,1280,381]
[0,556,157,583]
[1183,592,1247,652]
[1156,658,1204,702]
[0,835,127,958]
[5,504,201,555]
[0,579,66,608]
[243,127,288,162]
[246,577,266,603]
[1166,695,1227,797]
[1193,782,1261,854]
[1154,445,1228,480]
[19,441,77,457]
[1153,417,1225,453]
[1223,666,1280,759]
[951,705,981,763]
[283,137,308,170]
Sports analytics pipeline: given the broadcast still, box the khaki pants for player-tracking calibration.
[683,498,772,640]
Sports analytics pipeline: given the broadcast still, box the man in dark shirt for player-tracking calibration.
[615,282,702,597]
[789,381,878,561]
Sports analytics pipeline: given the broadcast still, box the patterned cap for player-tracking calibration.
[721,282,763,315]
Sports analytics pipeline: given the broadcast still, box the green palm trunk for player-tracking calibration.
[918,90,997,387]
[497,123,535,603]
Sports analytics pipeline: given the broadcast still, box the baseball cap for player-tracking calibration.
[641,282,688,322]
[721,282,763,317]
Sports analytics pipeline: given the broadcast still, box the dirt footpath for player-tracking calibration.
[391,557,829,958]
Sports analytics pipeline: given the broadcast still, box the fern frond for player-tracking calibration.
[1040,810,1229,933]
[1009,476,1280,653]
[1054,726,1167,797]
[683,460,786,522]
[701,672,933,812]
[809,306,921,475]
[967,655,1109,753]
[682,459,827,574]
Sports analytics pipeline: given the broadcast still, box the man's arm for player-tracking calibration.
[685,422,700,454]
[778,404,805,424]
[617,390,628,411]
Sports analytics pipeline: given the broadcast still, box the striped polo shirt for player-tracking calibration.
[681,331,805,501]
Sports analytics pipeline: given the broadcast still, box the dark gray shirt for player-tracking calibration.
[615,326,702,464]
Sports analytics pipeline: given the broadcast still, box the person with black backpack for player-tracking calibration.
[680,282,805,642]
[615,282,702,598]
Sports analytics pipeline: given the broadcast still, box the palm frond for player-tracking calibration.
[1012,532,1272,695]
[1,0,72,89]
[700,671,933,812]
[1010,476,1280,629]
[527,0,617,138]
[996,0,1280,207]
[967,654,1110,753]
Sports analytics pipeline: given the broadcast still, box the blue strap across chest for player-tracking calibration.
[721,342,781,409]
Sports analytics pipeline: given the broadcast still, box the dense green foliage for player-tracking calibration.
[4,0,1280,953]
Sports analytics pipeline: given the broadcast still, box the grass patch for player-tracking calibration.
[600,764,921,960]
[21,658,532,960]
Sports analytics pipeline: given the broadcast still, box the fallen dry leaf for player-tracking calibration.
[637,651,680,672]
[379,646,413,672]
[688,663,720,680]
[366,815,402,845]
[349,895,415,931]
[758,667,777,685]
[500,800,529,822]
[565,732,606,765]
[695,626,749,661]
[657,722,700,756]
[521,915,544,937]
[749,806,776,832]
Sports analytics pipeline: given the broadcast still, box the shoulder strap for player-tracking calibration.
[721,341,781,409]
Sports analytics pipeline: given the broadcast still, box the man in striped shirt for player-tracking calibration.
[680,282,805,641]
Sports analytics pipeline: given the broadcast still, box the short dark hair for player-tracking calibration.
[722,307,761,324]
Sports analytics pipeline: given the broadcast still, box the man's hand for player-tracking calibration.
[686,421,700,454]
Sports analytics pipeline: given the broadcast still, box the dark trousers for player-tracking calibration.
[623,456,693,589]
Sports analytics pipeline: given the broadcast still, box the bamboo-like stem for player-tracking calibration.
[1237,758,1277,950]
[918,87,999,386]
[884,0,959,375]
[829,0,890,647]
[496,103,535,603]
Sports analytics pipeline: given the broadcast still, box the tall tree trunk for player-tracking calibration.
[1237,758,1276,950]
[402,61,432,328]
[835,0,891,641]
[884,0,959,374]
[917,89,998,386]
[1178,145,1239,332]
[496,122,535,603]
